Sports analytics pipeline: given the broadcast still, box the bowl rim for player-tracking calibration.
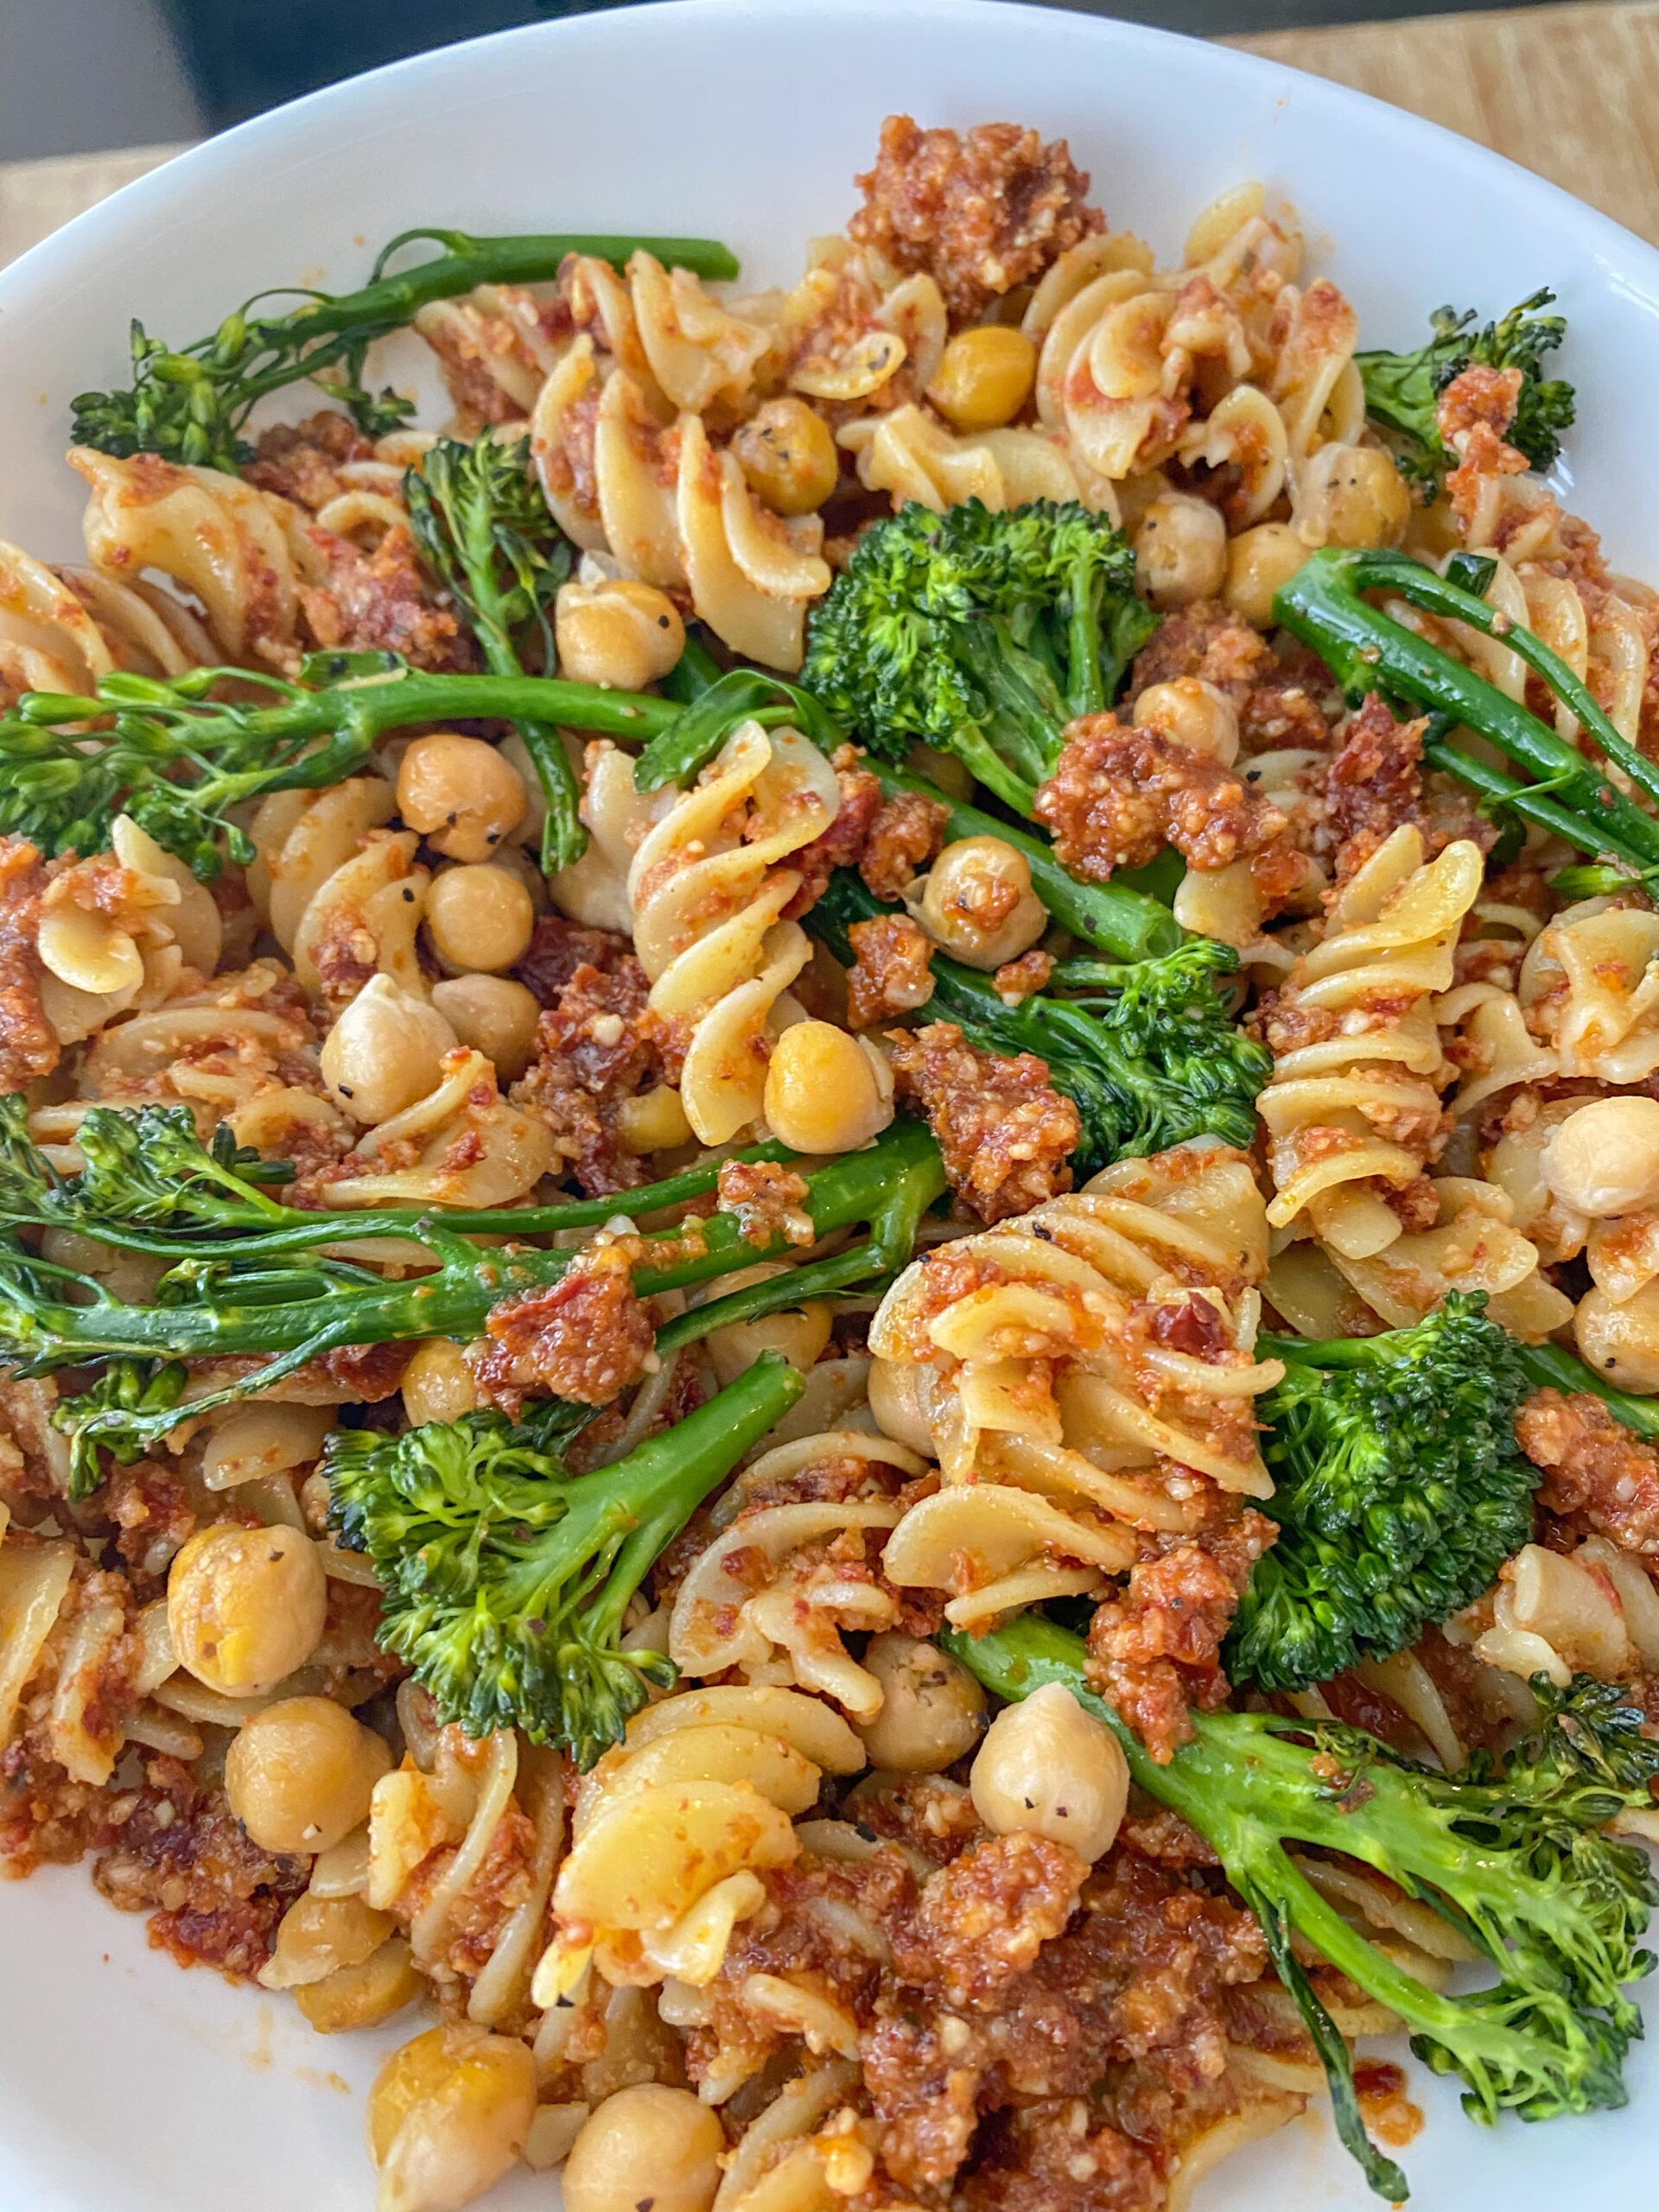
[3,0,1658,321]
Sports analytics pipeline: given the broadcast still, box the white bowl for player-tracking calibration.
[3,4,1658,2208]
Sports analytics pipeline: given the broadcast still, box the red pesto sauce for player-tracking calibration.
[1352,2060,1425,2150]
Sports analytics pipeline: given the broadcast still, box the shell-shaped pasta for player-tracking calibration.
[1176,385,1287,529]
[841,403,1106,518]
[291,829,431,1012]
[668,1475,911,1718]
[1259,826,1483,1259]
[870,1144,1280,1611]
[327,1047,554,1209]
[677,416,830,669]
[627,720,840,1144]
[1519,903,1659,1082]
[1328,1174,1572,1341]
[70,446,302,671]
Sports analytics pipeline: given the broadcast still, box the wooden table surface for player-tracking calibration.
[2,1,1656,265]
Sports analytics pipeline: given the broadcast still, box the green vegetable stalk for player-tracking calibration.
[327,1350,802,1765]
[0,1102,944,1478]
[402,433,584,869]
[0,653,681,878]
[1274,547,1659,879]
[950,1613,1659,2203]
[69,227,739,473]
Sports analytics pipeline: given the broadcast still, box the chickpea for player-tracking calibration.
[397,734,528,863]
[1222,521,1308,628]
[261,1893,395,1989]
[926,325,1039,434]
[855,1633,986,1771]
[1576,1281,1659,1393]
[563,2084,725,2212]
[368,2024,537,2212]
[969,1681,1129,1861]
[614,1084,694,1155]
[1294,442,1412,551]
[1132,493,1227,610]
[704,1262,833,1388]
[556,577,685,691]
[1132,677,1240,766]
[764,1021,894,1153]
[402,1338,480,1427]
[732,396,841,517]
[168,1525,327,1696]
[424,865,535,974]
[1541,1096,1659,1218]
[918,836,1047,969]
[429,974,541,1082]
[226,1695,393,1853]
[296,1934,423,2034]
[321,974,459,1125]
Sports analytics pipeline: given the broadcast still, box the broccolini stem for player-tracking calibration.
[1274,548,1659,866]
[1512,1341,1659,1440]
[564,1349,804,1661]
[868,766,1184,962]
[631,667,845,791]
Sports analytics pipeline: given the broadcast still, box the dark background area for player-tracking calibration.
[0,0,1576,156]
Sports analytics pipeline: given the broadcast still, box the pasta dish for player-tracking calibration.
[8,111,1659,2212]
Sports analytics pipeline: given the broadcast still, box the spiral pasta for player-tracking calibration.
[870,1143,1280,1624]
[1257,826,1483,1262]
[628,720,841,1145]
[535,1684,864,1996]
[1518,900,1659,1082]
[0,539,210,702]
[838,402,1108,514]
[667,1431,927,1717]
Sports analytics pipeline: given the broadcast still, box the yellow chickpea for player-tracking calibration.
[424,865,535,974]
[855,1633,986,1771]
[1132,677,1240,766]
[613,1084,694,1155]
[926,325,1039,433]
[563,2085,726,2212]
[226,1695,393,1853]
[368,2024,537,2212]
[1576,1281,1659,1394]
[402,1338,480,1427]
[763,1021,894,1153]
[168,1524,328,1696]
[732,395,841,517]
[555,577,685,691]
[321,974,460,1125]
[396,734,528,862]
[969,1681,1129,1861]
[1133,493,1227,609]
[296,1935,424,2034]
[429,974,542,1081]
[918,836,1047,969]
[1541,1096,1659,1218]
[1223,522,1308,628]
[1294,442,1412,550]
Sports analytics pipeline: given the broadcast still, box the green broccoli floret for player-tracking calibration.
[327,1352,801,1764]
[1357,290,1575,494]
[69,227,739,474]
[806,871,1267,1173]
[800,498,1155,815]
[951,1614,1659,2202]
[1229,1294,1536,1692]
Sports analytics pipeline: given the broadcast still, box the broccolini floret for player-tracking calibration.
[68,227,739,474]
[806,870,1268,1173]
[951,1614,1659,2202]
[327,1352,802,1764]
[800,497,1155,815]
[1357,289,1575,493]
[1230,1294,1536,1692]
